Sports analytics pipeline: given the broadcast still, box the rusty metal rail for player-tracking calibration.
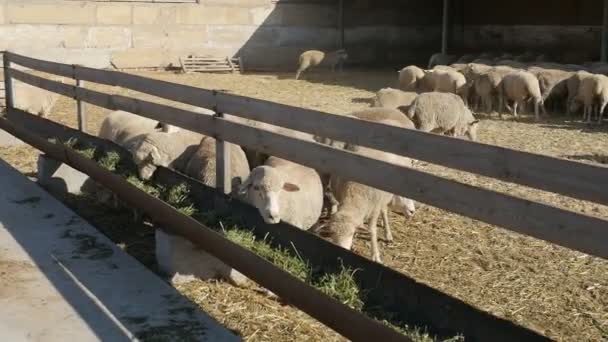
[0,117,411,342]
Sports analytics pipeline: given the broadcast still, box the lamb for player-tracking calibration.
[407,92,479,141]
[325,133,414,263]
[428,53,457,69]
[419,69,471,106]
[239,156,323,230]
[574,74,608,123]
[295,49,348,80]
[498,71,543,120]
[397,65,425,91]
[373,88,418,110]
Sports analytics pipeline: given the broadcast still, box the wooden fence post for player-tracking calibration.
[74,65,86,133]
[3,52,15,110]
[214,101,231,194]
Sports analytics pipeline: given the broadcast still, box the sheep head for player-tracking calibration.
[132,139,165,180]
[238,166,300,224]
[388,196,416,217]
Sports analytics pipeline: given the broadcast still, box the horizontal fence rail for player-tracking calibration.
[6,51,608,207]
[8,69,608,259]
[0,117,410,342]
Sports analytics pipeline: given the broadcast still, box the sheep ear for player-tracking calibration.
[237,177,252,195]
[282,182,300,192]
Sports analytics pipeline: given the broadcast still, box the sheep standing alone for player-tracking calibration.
[373,88,418,110]
[407,92,479,141]
[397,65,425,91]
[498,71,543,120]
[239,157,323,230]
[295,49,348,80]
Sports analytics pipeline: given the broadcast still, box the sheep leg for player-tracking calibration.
[599,100,608,124]
[380,206,393,242]
[512,101,518,117]
[368,208,383,263]
[534,101,540,121]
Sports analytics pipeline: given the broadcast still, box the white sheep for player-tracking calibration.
[239,156,323,230]
[325,136,414,263]
[575,74,608,123]
[131,129,203,180]
[295,49,348,80]
[407,92,479,141]
[419,69,471,105]
[184,135,251,191]
[567,71,592,116]
[473,71,503,113]
[373,88,418,110]
[498,71,543,120]
[13,78,62,118]
[397,65,425,91]
[155,229,249,286]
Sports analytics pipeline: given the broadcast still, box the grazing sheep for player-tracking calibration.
[325,133,414,263]
[239,156,323,230]
[295,49,348,80]
[498,71,543,120]
[567,71,593,116]
[13,78,62,118]
[575,74,608,123]
[419,69,471,106]
[428,53,457,69]
[131,129,203,180]
[380,196,416,242]
[535,69,572,113]
[474,71,503,113]
[397,65,425,91]
[407,92,479,140]
[98,110,161,150]
[184,135,251,191]
[155,229,249,286]
[373,88,418,110]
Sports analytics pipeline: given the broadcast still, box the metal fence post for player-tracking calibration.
[3,52,15,110]
[74,64,86,132]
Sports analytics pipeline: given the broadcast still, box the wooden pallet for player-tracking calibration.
[179,55,243,73]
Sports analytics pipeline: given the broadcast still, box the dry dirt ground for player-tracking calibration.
[1,70,607,342]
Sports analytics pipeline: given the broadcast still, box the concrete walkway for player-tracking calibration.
[0,158,240,342]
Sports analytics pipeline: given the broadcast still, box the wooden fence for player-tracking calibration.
[2,51,607,340]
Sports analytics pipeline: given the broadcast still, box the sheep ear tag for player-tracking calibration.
[283,183,300,192]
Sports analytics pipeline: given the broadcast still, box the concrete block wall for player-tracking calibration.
[0,0,346,70]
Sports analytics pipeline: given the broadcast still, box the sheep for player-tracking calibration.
[498,71,543,120]
[397,65,425,91]
[407,92,479,141]
[155,229,249,286]
[295,49,348,80]
[419,69,471,106]
[184,135,251,191]
[13,78,62,118]
[239,156,323,230]
[535,69,572,114]
[98,110,161,151]
[373,88,418,110]
[325,129,414,263]
[432,65,456,72]
[129,129,203,180]
[428,53,457,69]
[474,71,503,113]
[567,71,593,115]
[574,74,608,123]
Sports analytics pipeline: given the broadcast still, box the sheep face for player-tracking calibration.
[239,166,300,224]
[132,142,162,180]
[466,120,480,141]
[389,196,416,217]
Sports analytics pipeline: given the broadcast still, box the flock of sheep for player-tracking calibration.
[90,47,608,288]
